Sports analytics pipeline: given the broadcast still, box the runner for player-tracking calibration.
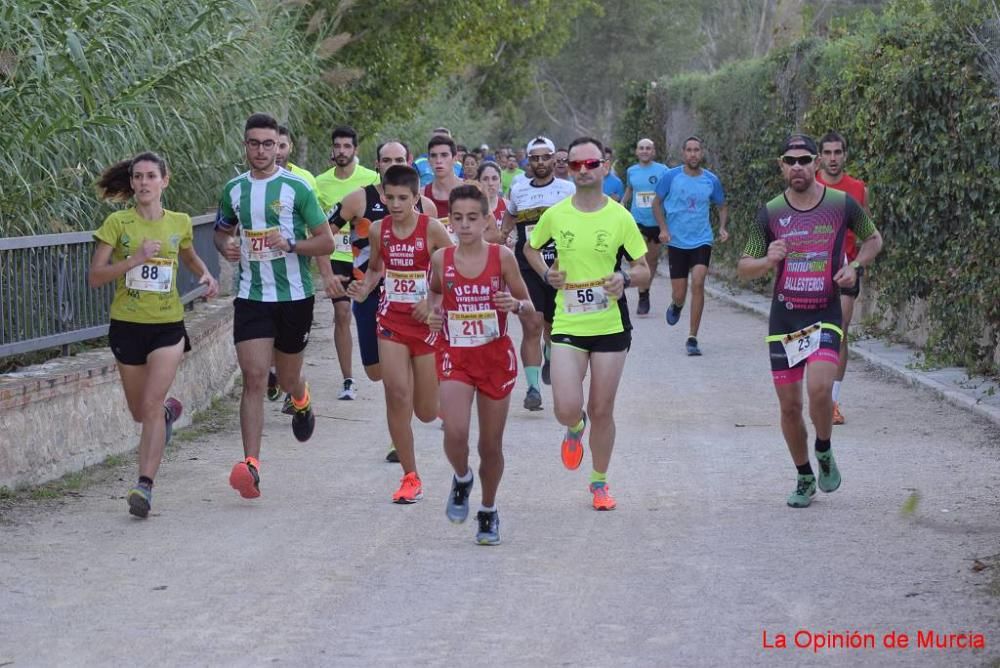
[652,136,729,355]
[423,135,464,241]
[525,137,650,511]
[89,152,220,518]
[737,134,882,508]
[328,140,437,463]
[214,112,335,500]
[553,148,571,181]
[427,185,533,544]
[346,165,452,503]
[476,161,508,237]
[621,138,668,316]
[602,146,625,202]
[498,136,576,405]
[314,126,380,401]
[816,131,870,425]
[461,153,479,180]
[500,153,525,197]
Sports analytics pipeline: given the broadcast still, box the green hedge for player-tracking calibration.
[618,0,1000,374]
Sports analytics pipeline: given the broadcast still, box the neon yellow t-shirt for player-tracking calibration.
[529,197,647,336]
[93,208,194,324]
[315,163,380,261]
[288,163,317,190]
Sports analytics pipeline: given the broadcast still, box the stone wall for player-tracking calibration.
[0,299,236,489]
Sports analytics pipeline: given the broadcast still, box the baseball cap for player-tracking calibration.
[780,133,818,155]
[526,136,556,154]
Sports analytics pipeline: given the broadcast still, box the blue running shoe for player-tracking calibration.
[476,510,501,545]
[523,386,542,411]
[686,337,702,356]
[666,302,683,326]
[446,474,474,523]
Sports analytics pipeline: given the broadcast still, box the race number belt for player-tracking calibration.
[385,269,428,303]
[563,279,609,315]
[766,322,843,367]
[125,257,173,293]
[244,227,284,262]
[447,309,499,347]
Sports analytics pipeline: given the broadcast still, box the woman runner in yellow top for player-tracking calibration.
[89,152,219,519]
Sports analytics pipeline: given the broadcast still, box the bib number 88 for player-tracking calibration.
[141,265,159,280]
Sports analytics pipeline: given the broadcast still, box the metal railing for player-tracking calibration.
[0,213,220,358]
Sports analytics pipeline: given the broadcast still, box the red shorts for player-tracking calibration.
[377,319,435,357]
[436,336,518,400]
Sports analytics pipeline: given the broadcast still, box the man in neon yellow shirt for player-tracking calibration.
[525,137,650,511]
[276,125,316,189]
[314,125,380,400]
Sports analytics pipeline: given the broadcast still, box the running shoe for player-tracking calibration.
[816,449,842,493]
[127,483,152,518]
[686,336,702,356]
[523,386,543,411]
[786,474,817,508]
[292,402,315,443]
[266,370,281,401]
[541,359,551,386]
[338,378,356,400]
[446,473,475,523]
[164,397,183,445]
[475,510,501,545]
[590,482,617,511]
[666,302,683,326]
[832,402,845,425]
[561,412,587,470]
[229,457,261,499]
[393,472,423,504]
[637,292,650,316]
[281,393,295,415]
[385,446,399,463]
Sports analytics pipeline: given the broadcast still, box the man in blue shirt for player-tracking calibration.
[653,136,729,356]
[602,146,625,202]
[622,138,669,315]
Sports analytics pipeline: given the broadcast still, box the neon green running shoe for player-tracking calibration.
[787,474,817,508]
[816,449,842,493]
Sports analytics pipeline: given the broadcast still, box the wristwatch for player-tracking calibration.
[850,259,864,276]
[286,238,297,254]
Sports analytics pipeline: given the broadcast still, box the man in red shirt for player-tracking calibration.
[816,131,870,426]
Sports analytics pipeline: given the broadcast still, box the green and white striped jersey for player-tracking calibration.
[218,168,326,301]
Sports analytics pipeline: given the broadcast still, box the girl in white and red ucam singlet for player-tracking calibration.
[427,184,534,546]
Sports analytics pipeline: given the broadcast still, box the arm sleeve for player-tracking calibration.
[845,196,878,241]
[710,173,725,205]
[654,168,675,201]
[528,208,553,249]
[742,207,771,258]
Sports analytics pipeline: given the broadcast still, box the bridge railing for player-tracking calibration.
[0,213,219,358]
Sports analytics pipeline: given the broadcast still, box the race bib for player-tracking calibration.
[385,269,428,303]
[334,226,352,255]
[563,279,609,315]
[441,217,458,243]
[635,191,656,208]
[244,228,284,262]
[781,322,822,368]
[125,257,174,293]
[448,309,499,348]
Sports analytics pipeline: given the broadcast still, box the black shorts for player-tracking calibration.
[767,302,842,378]
[667,245,712,279]
[551,330,631,354]
[523,269,556,324]
[840,273,861,299]
[352,284,381,367]
[331,260,354,304]
[637,225,661,244]
[109,319,190,366]
[233,296,315,354]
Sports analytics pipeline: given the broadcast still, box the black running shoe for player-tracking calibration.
[637,292,650,316]
[476,510,501,545]
[292,404,315,442]
[541,359,551,386]
[267,370,281,402]
[281,393,295,415]
[384,447,399,463]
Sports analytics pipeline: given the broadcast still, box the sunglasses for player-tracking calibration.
[781,154,816,166]
[528,154,554,163]
[568,159,604,172]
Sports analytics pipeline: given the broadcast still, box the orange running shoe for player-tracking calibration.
[392,472,423,504]
[832,402,845,425]
[229,457,261,499]
[590,483,616,511]
[561,412,587,470]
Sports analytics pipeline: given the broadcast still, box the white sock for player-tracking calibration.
[832,381,842,402]
[479,504,496,513]
[455,470,473,484]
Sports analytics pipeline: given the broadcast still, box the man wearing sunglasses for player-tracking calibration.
[553,148,571,181]
[496,136,576,411]
[816,131,870,426]
[525,137,650,511]
[622,138,669,316]
[652,136,728,356]
[737,134,882,509]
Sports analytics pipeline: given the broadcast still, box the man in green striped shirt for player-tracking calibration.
[214,112,334,500]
